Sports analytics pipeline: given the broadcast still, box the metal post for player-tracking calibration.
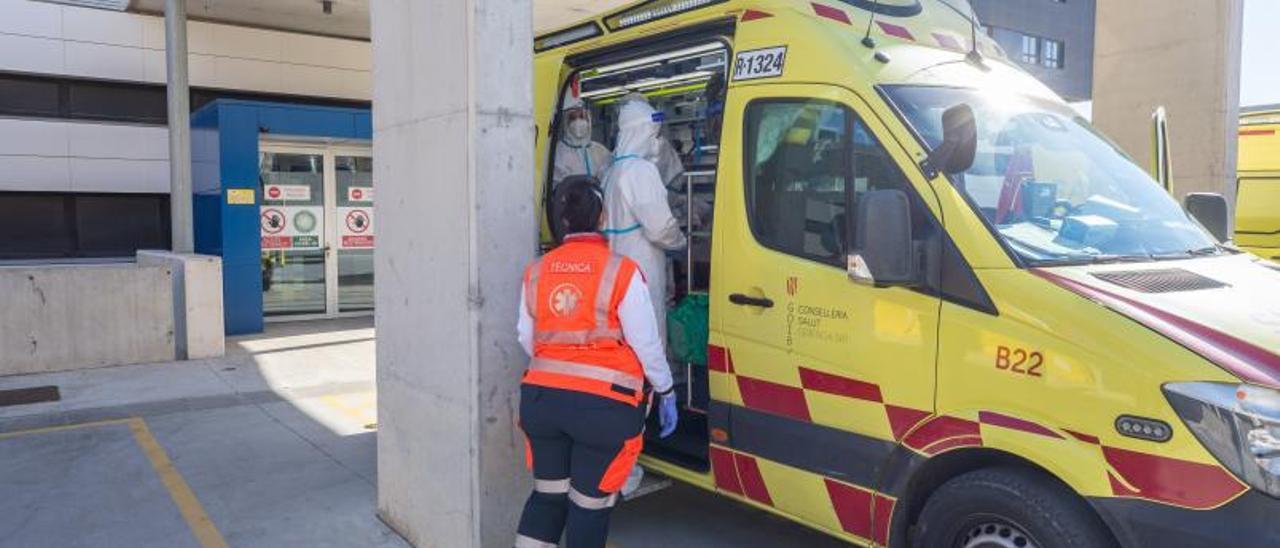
[165,0,194,253]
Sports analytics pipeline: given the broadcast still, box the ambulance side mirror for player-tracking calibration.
[1184,192,1230,243]
[848,189,917,287]
[922,103,977,179]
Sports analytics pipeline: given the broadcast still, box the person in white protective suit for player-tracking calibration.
[552,93,612,189]
[602,94,687,342]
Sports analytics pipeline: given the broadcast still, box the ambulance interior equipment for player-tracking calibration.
[545,40,731,468]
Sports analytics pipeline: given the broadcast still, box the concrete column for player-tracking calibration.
[371,1,535,547]
[165,0,194,253]
[1092,0,1244,215]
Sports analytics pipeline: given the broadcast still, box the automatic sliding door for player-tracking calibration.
[260,151,327,316]
[335,155,374,312]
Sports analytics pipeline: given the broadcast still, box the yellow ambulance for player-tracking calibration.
[1237,107,1280,261]
[534,1,1280,546]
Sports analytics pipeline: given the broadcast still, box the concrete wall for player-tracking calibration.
[137,251,224,360]
[1092,0,1243,208]
[0,118,168,193]
[0,263,175,376]
[971,0,1096,101]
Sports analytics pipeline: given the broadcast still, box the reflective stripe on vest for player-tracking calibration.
[533,328,623,345]
[527,254,626,345]
[527,357,644,394]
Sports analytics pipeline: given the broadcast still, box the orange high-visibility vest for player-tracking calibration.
[522,233,646,406]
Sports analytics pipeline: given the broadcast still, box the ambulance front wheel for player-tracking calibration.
[911,466,1116,548]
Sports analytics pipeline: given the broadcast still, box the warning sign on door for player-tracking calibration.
[261,205,324,250]
[347,186,374,203]
[264,184,312,202]
[339,206,374,249]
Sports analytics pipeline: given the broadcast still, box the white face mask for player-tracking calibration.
[568,118,591,141]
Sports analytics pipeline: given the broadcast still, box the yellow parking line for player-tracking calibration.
[0,417,132,440]
[320,394,376,426]
[0,418,228,548]
[128,418,229,548]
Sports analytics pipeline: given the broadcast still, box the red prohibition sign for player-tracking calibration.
[261,208,286,234]
[267,186,282,199]
[346,209,370,234]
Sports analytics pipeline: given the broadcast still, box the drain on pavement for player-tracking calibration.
[0,385,61,407]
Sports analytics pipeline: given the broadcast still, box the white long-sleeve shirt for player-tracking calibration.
[517,273,675,394]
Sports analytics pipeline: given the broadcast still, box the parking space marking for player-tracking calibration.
[0,417,228,548]
[320,393,377,427]
[0,417,132,440]
[128,418,229,548]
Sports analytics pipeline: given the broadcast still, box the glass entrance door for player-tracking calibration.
[259,143,374,318]
[335,154,374,312]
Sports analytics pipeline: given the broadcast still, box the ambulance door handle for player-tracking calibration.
[729,293,774,309]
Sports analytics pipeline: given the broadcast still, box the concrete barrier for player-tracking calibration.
[137,251,225,360]
[0,263,175,375]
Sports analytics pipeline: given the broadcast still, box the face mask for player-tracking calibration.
[568,118,591,141]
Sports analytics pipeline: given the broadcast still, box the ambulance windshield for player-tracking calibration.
[882,85,1222,266]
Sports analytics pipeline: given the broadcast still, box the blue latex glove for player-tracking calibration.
[657,391,679,438]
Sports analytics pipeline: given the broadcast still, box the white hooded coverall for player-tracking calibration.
[552,93,612,188]
[553,136,612,188]
[602,98,687,341]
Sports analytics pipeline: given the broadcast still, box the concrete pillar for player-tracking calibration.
[1092,0,1244,215]
[371,1,535,547]
[164,0,194,253]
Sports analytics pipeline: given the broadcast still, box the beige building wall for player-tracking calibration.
[1092,0,1244,215]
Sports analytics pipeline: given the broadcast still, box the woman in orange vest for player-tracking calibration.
[515,177,678,548]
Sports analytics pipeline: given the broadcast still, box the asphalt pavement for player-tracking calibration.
[0,318,847,547]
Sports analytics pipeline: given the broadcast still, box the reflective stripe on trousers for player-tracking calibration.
[569,487,617,510]
[534,478,570,494]
[527,357,643,394]
[514,533,557,548]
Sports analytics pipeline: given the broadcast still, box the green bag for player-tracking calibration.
[667,293,709,365]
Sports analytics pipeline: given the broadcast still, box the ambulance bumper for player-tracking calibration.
[1090,490,1280,548]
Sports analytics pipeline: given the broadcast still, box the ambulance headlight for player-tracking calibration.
[1165,382,1280,498]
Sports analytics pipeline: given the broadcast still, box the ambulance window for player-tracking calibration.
[847,118,923,247]
[745,99,926,266]
[745,100,852,266]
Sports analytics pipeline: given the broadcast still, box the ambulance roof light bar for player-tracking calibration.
[605,0,728,31]
[535,22,604,52]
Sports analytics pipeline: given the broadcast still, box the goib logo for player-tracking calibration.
[549,284,584,317]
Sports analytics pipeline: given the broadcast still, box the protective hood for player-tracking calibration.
[560,86,593,148]
[615,96,661,160]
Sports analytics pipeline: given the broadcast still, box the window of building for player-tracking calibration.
[743,99,918,267]
[0,192,170,260]
[1020,34,1041,65]
[1042,38,1064,69]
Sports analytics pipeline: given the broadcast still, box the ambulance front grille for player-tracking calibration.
[1091,268,1228,293]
